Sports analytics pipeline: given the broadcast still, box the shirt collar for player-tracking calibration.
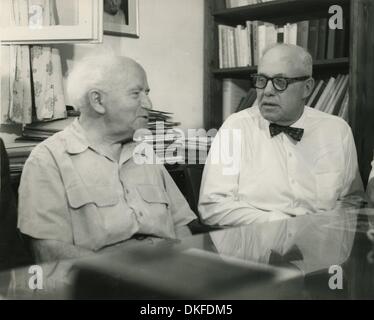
[64,118,90,155]
[65,119,151,164]
[258,105,307,137]
[119,141,139,165]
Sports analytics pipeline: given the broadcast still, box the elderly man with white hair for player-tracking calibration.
[17,55,196,262]
[199,44,364,226]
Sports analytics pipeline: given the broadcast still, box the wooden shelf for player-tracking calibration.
[212,58,349,78]
[213,0,350,25]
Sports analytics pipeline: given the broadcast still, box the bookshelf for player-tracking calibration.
[203,0,374,184]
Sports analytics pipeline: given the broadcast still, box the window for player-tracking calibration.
[0,0,103,44]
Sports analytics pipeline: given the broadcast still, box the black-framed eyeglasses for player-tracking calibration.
[250,74,310,92]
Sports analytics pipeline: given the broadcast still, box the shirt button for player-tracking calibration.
[139,212,143,217]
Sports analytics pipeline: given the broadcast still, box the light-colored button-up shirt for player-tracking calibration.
[18,120,196,251]
[368,158,374,203]
[199,105,363,226]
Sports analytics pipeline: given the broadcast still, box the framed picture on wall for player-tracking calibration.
[103,0,139,37]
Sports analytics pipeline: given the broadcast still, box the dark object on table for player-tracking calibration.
[72,245,276,299]
[0,138,33,273]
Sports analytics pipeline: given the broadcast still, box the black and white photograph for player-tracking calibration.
[0,0,374,306]
[104,0,139,37]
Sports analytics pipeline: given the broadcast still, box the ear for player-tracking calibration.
[303,77,315,99]
[87,89,106,115]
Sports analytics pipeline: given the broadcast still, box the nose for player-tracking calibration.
[141,94,153,110]
[263,79,276,96]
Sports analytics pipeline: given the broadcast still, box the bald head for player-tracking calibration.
[260,44,313,77]
[67,55,146,113]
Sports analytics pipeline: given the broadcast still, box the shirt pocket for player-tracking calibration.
[66,185,132,251]
[135,184,175,238]
[67,185,118,209]
[137,184,169,205]
[315,171,343,211]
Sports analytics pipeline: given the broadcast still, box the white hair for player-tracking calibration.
[261,43,313,76]
[67,53,141,111]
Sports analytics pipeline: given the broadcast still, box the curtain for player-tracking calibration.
[1,0,66,125]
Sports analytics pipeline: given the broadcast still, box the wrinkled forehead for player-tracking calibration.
[259,49,307,76]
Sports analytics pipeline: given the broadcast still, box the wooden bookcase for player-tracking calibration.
[203,0,374,184]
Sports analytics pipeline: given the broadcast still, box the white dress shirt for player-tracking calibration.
[198,105,363,226]
[368,158,374,203]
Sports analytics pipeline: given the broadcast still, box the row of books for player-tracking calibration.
[301,18,349,60]
[222,74,349,121]
[6,141,38,175]
[225,0,273,8]
[19,116,76,141]
[7,116,77,175]
[218,18,348,68]
[307,74,349,120]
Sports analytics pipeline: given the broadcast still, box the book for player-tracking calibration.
[245,21,253,66]
[314,77,335,110]
[227,27,236,67]
[317,18,328,60]
[257,23,267,61]
[334,18,347,58]
[240,25,250,66]
[265,23,278,51]
[310,80,327,108]
[218,25,225,68]
[331,75,349,115]
[222,78,251,120]
[338,91,349,121]
[307,19,320,59]
[306,79,323,106]
[322,74,344,113]
[287,23,298,45]
[326,27,336,59]
[296,21,309,50]
[251,21,260,66]
[234,25,242,67]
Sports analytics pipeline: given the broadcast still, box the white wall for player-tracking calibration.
[61,0,205,130]
[0,0,205,144]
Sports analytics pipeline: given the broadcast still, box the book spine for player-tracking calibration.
[314,77,335,110]
[326,27,336,59]
[296,20,309,50]
[307,19,320,59]
[246,21,253,66]
[317,18,328,60]
[252,21,259,66]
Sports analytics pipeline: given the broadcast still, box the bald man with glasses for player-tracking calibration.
[199,44,364,226]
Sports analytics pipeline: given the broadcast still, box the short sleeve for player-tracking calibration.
[17,146,74,244]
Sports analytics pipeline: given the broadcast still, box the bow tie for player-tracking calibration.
[269,123,304,141]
